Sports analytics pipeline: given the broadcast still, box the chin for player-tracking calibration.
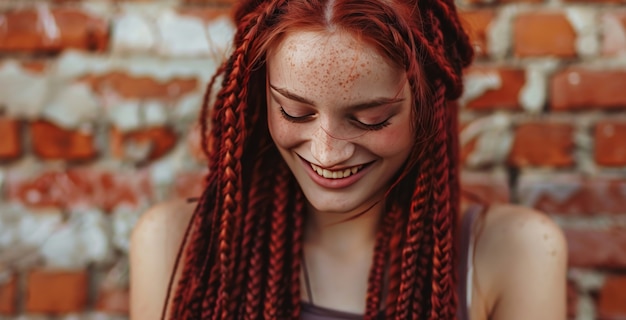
[303,190,381,215]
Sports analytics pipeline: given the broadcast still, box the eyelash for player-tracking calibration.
[279,106,391,131]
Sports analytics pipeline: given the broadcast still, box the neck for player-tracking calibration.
[304,199,385,255]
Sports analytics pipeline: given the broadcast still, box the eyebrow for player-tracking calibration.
[269,83,405,111]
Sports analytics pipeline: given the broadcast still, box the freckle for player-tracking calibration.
[543,234,549,240]
[550,250,556,256]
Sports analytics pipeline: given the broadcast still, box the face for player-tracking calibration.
[266,30,413,215]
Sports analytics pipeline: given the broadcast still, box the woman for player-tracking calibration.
[130,0,567,319]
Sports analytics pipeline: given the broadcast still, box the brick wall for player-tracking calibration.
[0,0,623,319]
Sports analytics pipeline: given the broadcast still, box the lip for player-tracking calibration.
[298,156,373,189]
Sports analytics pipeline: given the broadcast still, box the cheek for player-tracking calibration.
[367,124,413,158]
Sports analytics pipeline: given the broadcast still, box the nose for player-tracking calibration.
[310,126,355,168]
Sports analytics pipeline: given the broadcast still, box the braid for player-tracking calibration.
[363,207,397,319]
[168,0,472,319]
[263,162,290,318]
[395,171,429,319]
[384,210,405,319]
[291,192,305,317]
[429,82,456,319]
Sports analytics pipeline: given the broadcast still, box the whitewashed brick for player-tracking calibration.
[0,62,48,118]
[157,10,211,57]
[206,16,236,58]
[40,209,112,268]
[111,205,142,253]
[459,69,502,107]
[112,13,156,54]
[107,101,142,131]
[566,8,599,58]
[42,83,100,129]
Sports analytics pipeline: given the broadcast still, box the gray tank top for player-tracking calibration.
[300,205,482,320]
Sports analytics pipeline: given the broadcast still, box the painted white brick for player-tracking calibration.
[459,70,502,107]
[40,209,112,268]
[42,83,100,129]
[460,113,513,168]
[111,205,142,253]
[206,16,236,59]
[143,101,169,126]
[566,8,599,58]
[108,101,142,131]
[112,13,156,54]
[0,62,48,118]
[157,10,211,57]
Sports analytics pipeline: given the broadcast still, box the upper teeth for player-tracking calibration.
[310,163,364,179]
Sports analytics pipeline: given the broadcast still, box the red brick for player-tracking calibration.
[551,69,626,111]
[508,122,575,167]
[0,275,17,315]
[460,171,510,203]
[176,6,234,21]
[26,269,87,314]
[566,0,626,3]
[174,170,208,199]
[0,118,21,160]
[587,177,626,215]
[514,13,576,57]
[460,135,477,166]
[20,60,48,73]
[464,67,525,110]
[565,228,626,268]
[598,276,626,319]
[80,72,198,101]
[5,169,153,212]
[0,8,108,53]
[97,287,129,315]
[110,126,178,162]
[518,174,589,215]
[181,0,238,5]
[30,120,97,161]
[567,281,578,319]
[601,12,626,56]
[518,174,626,215]
[459,10,495,57]
[460,0,542,5]
[595,121,626,166]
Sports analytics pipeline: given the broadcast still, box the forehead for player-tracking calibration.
[266,30,405,102]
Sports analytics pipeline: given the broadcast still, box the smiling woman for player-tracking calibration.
[267,30,413,215]
[129,0,567,319]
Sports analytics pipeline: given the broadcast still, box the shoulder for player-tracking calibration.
[478,203,566,262]
[131,198,197,246]
[473,204,567,319]
[129,198,197,320]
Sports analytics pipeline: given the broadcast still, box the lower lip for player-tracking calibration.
[300,157,372,189]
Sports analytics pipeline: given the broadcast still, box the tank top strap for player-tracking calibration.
[457,203,484,320]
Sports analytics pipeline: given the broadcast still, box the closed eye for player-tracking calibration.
[352,117,391,131]
[279,107,313,123]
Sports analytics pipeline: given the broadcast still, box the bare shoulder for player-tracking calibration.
[130,198,197,320]
[480,203,566,254]
[473,204,567,320]
[131,198,196,246]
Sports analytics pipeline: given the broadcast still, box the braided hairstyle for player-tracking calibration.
[166,0,473,318]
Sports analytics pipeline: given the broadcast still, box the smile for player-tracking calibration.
[310,163,364,179]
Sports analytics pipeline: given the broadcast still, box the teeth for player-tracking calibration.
[310,163,364,179]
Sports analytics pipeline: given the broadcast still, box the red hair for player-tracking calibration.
[166,0,473,318]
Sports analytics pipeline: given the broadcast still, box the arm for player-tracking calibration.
[129,200,195,320]
[489,207,568,320]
